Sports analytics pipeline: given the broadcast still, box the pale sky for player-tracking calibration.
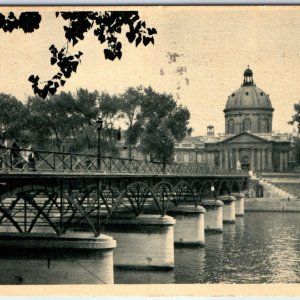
[1,6,300,135]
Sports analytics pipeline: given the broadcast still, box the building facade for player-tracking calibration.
[174,68,293,172]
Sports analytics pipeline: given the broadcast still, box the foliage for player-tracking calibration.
[119,86,143,158]
[0,85,190,162]
[289,102,300,133]
[138,87,191,163]
[25,89,121,154]
[0,12,41,33]
[0,11,157,98]
[0,93,28,141]
[118,86,191,162]
[98,92,122,149]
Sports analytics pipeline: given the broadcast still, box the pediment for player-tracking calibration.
[221,132,268,144]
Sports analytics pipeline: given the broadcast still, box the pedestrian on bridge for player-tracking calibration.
[11,139,21,168]
[0,136,5,169]
[27,146,37,171]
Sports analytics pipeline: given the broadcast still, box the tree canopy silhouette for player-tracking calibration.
[1,11,157,98]
[289,102,300,133]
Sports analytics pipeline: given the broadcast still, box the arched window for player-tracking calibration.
[260,118,269,133]
[243,118,251,132]
[228,119,235,134]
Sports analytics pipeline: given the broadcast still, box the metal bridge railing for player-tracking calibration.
[0,146,246,176]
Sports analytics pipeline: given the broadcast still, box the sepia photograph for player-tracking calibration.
[1,5,300,292]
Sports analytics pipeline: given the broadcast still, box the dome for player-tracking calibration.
[224,85,274,112]
[224,67,274,113]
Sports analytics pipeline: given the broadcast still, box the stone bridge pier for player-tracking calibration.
[0,170,248,277]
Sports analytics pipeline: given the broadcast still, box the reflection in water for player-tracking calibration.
[114,268,175,284]
[174,247,205,283]
[115,212,300,284]
[3,212,300,284]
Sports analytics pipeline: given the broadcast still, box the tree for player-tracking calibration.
[26,89,119,155]
[138,87,191,164]
[119,86,144,159]
[0,11,157,98]
[117,86,191,163]
[27,92,77,150]
[289,102,300,134]
[71,88,100,150]
[99,92,122,150]
[0,93,28,141]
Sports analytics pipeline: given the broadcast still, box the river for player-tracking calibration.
[115,212,300,284]
[1,211,300,284]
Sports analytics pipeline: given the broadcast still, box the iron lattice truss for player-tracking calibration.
[0,175,248,236]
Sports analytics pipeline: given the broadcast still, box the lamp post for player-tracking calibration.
[162,137,167,173]
[195,147,199,164]
[96,117,103,170]
[62,139,66,170]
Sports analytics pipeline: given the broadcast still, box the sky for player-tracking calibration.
[1,6,300,135]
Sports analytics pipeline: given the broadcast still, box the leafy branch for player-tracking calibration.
[27,11,157,98]
[0,12,41,33]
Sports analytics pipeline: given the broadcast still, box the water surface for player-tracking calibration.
[115,212,300,284]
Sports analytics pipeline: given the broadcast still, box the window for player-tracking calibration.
[196,153,202,163]
[243,118,251,132]
[260,118,269,133]
[245,92,249,96]
[228,119,235,134]
[183,153,189,162]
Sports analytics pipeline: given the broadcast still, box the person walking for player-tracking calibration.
[11,139,21,168]
[0,136,5,169]
[27,146,36,171]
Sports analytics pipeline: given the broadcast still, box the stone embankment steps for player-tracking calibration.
[252,174,297,199]
[260,173,300,198]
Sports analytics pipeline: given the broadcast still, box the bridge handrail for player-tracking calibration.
[0,146,246,176]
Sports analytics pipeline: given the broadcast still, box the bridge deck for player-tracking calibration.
[0,170,249,179]
[0,146,248,178]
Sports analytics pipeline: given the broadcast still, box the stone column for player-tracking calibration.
[229,149,233,170]
[236,148,240,162]
[219,150,223,170]
[218,195,236,224]
[285,152,288,171]
[251,148,255,170]
[231,192,245,217]
[168,205,206,247]
[224,149,228,170]
[262,148,266,171]
[201,199,224,233]
[268,149,272,171]
[0,232,117,284]
[257,149,261,171]
[104,215,175,269]
[279,152,283,172]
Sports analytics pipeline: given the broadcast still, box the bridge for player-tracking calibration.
[0,146,248,234]
[0,146,249,284]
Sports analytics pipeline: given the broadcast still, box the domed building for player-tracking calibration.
[224,67,274,135]
[174,67,292,172]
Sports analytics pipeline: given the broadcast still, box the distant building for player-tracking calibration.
[175,67,293,172]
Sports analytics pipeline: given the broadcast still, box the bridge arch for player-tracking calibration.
[113,181,164,217]
[173,180,197,207]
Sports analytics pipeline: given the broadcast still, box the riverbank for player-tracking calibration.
[245,198,300,212]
